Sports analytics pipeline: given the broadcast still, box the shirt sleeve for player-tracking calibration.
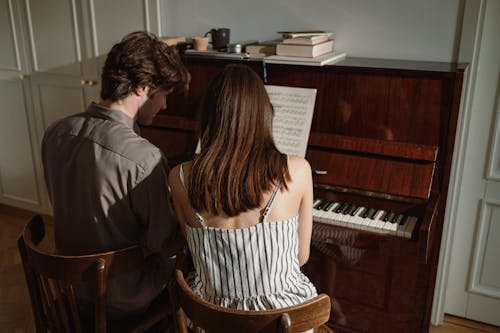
[131,152,179,256]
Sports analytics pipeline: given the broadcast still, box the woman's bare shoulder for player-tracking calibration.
[167,164,181,183]
[167,161,193,188]
[287,155,312,177]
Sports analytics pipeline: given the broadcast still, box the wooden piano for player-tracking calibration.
[141,56,465,333]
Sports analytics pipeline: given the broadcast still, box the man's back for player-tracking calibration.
[42,102,176,317]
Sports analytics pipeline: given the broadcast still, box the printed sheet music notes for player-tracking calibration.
[265,85,317,158]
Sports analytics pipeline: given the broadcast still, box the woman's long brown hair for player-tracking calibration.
[188,64,290,217]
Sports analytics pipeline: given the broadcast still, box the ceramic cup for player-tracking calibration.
[205,28,230,50]
[192,36,209,51]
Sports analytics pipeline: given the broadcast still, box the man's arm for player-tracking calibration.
[131,153,182,257]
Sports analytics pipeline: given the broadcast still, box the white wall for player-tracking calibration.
[161,0,463,62]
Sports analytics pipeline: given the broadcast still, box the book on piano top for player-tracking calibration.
[246,39,280,59]
[264,50,346,66]
[276,39,334,58]
[277,30,333,39]
[184,49,250,60]
[161,36,186,46]
[282,34,331,45]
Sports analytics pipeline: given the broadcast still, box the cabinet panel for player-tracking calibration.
[25,0,81,75]
[0,78,39,205]
[0,0,20,70]
[90,0,148,57]
[32,79,86,130]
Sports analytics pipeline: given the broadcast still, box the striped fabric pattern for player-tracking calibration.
[185,217,317,310]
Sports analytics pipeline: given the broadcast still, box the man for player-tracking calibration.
[41,31,190,318]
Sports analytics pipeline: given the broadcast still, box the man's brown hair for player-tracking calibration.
[100,31,190,101]
[189,64,290,217]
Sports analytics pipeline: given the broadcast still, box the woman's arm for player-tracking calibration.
[167,165,187,237]
[293,157,314,266]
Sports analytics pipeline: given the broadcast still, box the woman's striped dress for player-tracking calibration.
[180,164,317,311]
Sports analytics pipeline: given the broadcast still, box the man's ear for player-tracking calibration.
[134,85,150,97]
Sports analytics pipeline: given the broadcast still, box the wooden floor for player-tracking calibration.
[1,204,499,333]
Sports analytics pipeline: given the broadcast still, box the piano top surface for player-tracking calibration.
[328,57,466,74]
[183,54,466,74]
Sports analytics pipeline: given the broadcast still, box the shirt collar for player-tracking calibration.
[86,102,136,130]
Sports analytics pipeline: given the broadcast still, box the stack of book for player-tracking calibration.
[245,39,280,59]
[265,31,346,66]
[161,36,186,46]
[277,31,333,57]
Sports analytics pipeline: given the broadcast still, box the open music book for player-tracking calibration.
[265,85,317,157]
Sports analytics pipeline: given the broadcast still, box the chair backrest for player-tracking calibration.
[17,215,153,333]
[172,252,332,333]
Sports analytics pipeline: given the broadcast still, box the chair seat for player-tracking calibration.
[107,290,171,333]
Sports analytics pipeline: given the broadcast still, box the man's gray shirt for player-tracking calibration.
[42,102,177,317]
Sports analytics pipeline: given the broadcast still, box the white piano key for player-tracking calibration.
[369,210,387,233]
[403,216,418,239]
[325,202,343,226]
[320,201,339,224]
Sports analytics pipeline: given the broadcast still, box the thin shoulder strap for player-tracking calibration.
[261,182,281,223]
[179,163,207,227]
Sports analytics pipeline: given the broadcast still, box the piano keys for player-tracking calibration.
[312,198,418,238]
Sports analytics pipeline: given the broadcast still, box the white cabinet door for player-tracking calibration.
[0,0,45,212]
[0,73,42,210]
[0,0,161,213]
[79,0,162,86]
[0,0,22,72]
[442,0,500,326]
[23,0,83,76]
[30,74,87,131]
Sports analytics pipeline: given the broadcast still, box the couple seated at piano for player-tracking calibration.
[168,64,319,312]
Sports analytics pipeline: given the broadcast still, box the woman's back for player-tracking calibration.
[169,157,317,310]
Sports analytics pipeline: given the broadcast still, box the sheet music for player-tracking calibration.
[265,85,317,157]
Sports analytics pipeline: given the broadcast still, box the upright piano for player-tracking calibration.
[141,56,465,333]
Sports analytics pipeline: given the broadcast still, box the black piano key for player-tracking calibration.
[317,200,329,211]
[365,208,375,219]
[399,215,408,225]
[324,200,336,211]
[313,199,324,209]
[342,203,352,215]
[335,202,346,213]
[318,200,328,211]
[368,208,378,219]
[361,207,370,218]
[394,214,404,224]
[383,211,392,222]
[349,205,360,216]
[386,212,396,223]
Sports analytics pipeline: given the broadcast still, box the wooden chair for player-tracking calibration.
[170,252,333,333]
[17,215,172,333]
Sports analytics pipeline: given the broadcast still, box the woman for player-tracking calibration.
[168,64,317,310]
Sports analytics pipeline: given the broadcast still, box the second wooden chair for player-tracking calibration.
[171,252,333,333]
[17,215,172,333]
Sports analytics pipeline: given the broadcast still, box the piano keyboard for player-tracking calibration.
[313,199,418,239]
